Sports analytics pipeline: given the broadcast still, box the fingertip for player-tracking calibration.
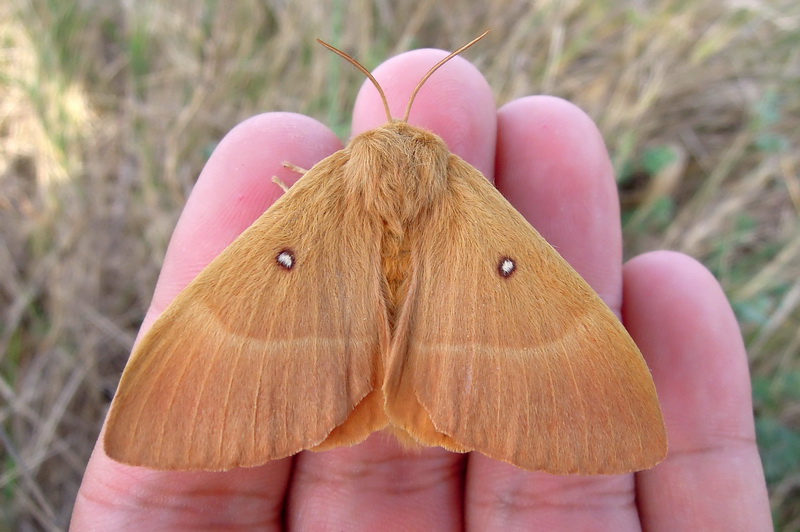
[497,96,610,179]
[192,111,342,220]
[352,49,496,178]
[496,96,617,231]
[624,250,719,293]
[623,249,741,363]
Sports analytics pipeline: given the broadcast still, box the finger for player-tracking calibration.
[466,96,641,530]
[72,113,343,531]
[624,251,772,531]
[288,49,495,531]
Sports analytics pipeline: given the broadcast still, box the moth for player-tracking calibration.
[104,33,667,475]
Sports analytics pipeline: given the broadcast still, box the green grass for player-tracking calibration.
[1,0,799,529]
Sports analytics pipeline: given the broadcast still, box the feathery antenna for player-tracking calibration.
[403,30,490,122]
[317,39,393,122]
[318,30,490,124]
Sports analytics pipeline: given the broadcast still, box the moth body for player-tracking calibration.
[104,119,667,474]
[103,37,667,475]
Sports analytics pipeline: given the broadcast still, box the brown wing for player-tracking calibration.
[384,156,667,475]
[104,151,388,470]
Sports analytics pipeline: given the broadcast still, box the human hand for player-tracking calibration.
[71,50,772,531]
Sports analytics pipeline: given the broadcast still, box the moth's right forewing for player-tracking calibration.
[104,151,389,471]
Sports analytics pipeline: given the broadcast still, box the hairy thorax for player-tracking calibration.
[345,122,451,326]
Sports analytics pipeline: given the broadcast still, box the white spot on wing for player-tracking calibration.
[276,250,295,270]
[499,258,515,278]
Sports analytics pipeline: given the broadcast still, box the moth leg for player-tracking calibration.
[282,161,308,175]
[271,175,291,193]
[272,162,308,193]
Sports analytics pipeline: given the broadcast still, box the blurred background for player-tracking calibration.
[1,0,798,529]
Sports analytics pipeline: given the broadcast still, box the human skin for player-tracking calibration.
[71,49,773,531]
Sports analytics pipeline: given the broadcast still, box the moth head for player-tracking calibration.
[317,31,490,125]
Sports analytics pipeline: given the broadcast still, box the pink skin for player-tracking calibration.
[71,50,772,531]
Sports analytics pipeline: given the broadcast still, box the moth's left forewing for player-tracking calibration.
[385,155,667,475]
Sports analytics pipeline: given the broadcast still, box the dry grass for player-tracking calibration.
[1,0,798,529]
